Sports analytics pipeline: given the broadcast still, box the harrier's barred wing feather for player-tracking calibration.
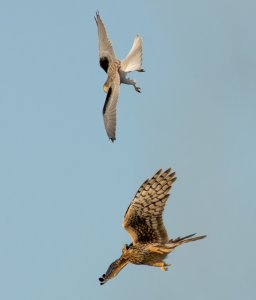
[99,257,129,285]
[95,11,116,72]
[103,73,120,142]
[123,168,177,244]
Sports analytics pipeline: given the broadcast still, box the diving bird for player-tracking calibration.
[95,12,144,142]
[99,167,206,285]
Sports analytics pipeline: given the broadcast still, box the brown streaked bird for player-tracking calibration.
[95,11,144,142]
[99,167,206,285]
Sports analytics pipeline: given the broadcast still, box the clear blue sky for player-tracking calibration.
[0,0,255,299]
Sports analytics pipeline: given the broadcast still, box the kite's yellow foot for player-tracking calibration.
[103,84,109,93]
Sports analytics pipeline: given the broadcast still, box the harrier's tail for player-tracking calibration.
[169,233,207,246]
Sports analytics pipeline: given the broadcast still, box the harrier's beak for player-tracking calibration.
[103,85,109,93]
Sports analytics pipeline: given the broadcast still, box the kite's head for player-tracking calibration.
[103,83,109,93]
[103,76,113,93]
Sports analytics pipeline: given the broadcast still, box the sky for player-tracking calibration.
[0,0,256,299]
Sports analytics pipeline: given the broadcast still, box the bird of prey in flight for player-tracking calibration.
[99,167,206,285]
[95,12,145,142]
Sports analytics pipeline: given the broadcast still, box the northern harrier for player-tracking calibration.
[99,167,206,285]
[95,12,144,142]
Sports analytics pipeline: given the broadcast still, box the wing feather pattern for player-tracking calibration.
[121,34,144,73]
[95,11,116,72]
[123,168,176,244]
[103,73,120,142]
[99,256,129,285]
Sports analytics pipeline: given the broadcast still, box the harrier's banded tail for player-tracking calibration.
[170,233,207,246]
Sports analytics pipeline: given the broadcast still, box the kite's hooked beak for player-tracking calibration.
[103,84,109,93]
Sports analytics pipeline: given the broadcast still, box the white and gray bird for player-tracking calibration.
[95,12,145,142]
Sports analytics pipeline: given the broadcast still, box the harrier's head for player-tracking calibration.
[122,244,130,254]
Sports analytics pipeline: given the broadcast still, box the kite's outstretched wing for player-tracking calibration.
[102,73,120,142]
[95,12,117,73]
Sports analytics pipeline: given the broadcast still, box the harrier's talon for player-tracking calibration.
[161,263,171,271]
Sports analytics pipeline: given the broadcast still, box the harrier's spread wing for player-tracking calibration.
[99,256,129,285]
[103,73,120,142]
[95,11,117,73]
[123,168,176,244]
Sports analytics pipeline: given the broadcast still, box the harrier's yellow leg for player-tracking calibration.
[152,262,171,271]
[161,263,171,271]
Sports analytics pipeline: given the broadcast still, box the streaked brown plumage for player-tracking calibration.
[99,167,206,285]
